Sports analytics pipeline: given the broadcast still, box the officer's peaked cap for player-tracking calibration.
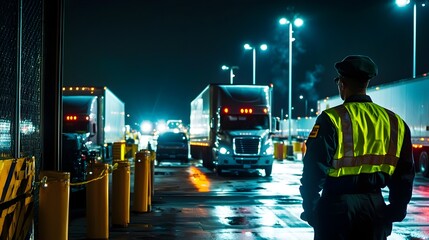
[335,55,378,80]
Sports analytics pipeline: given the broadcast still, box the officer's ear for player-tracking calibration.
[338,78,345,89]
[365,80,370,88]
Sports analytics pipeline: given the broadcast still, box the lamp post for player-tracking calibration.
[299,95,308,117]
[396,0,426,78]
[244,43,268,85]
[280,17,303,159]
[221,65,239,84]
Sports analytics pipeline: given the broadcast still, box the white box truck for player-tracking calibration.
[62,86,125,163]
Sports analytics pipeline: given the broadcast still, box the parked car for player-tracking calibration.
[156,131,189,164]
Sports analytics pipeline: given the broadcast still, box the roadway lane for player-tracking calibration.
[68,158,429,240]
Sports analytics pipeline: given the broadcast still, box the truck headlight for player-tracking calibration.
[219,147,228,155]
[265,145,274,155]
[264,139,274,155]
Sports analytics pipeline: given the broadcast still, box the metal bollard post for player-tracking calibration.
[130,143,138,159]
[293,141,301,155]
[86,163,109,239]
[275,141,284,160]
[113,142,126,160]
[148,150,155,211]
[112,160,130,227]
[38,171,70,240]
[301,140,307,157]
[133,150,151,212]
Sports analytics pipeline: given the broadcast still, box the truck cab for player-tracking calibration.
[213,108,274,176]
[190,84,274,176]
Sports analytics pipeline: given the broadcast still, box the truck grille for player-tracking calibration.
[234,137,260,155]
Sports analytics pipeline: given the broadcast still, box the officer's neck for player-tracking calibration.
[343,88,367,100]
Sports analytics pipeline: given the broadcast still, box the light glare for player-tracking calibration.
[219,147,228,154]
[141,121,152,133]
[279,17,289,25]
[294,18,304,27]
[396,0,410,7]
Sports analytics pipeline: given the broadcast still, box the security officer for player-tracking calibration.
[299,55,415,240]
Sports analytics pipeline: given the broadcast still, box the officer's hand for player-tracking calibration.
[300,212,316,227]
[300,212,308,221]
[385,204,407,222]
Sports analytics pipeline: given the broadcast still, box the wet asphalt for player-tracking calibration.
[67,159,429,240]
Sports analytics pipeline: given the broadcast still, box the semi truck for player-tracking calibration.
[318,75,429,177]
[62,86,125,163]
[189,84,274,176]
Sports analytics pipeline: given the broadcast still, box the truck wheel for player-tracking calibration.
[202,153,209,168]
[216,167,223,176]
[264,165,273,177]
[419,151,429,178]
[203,148,214,170]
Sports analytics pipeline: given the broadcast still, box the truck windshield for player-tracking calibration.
[220,115,269,131]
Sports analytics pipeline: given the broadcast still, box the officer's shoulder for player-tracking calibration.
[307,113,331,138]
[315,111,332,123]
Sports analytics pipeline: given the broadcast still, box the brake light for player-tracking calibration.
[223,107,229,114]
[413,144,423,149]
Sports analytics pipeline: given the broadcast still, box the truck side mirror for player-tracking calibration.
[210,117,215,129]
[91,123,97,136]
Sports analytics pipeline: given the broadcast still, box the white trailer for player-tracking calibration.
[318,76,429,177]
[63,86,125,162]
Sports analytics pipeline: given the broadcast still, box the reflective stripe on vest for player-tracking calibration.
[324,102,405,177]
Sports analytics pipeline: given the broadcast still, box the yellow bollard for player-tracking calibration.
[113,142,126,160]
[301,140,307,157]
[293,141,302,154]
[130,143,138,159]
[38,171,70,240]
[112,160,130,227]
[133,150,151,212]
[148,149,156,211]
[275,142,284,160]
[273,141,278,158]
[86,163,109,239]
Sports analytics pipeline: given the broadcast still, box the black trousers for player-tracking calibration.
[313,192,392,240]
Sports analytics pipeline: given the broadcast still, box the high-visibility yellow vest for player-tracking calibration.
[324,102,405,177]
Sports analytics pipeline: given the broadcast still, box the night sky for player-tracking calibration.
[63,0,429,127]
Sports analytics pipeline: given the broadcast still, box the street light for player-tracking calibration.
[244,43,268,85]
[221,65,239,84]
[299,95,308,117]
[396,0,426,78]
[279,17,303,159]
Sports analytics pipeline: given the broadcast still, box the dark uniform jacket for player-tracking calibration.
[299,94,415,224]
